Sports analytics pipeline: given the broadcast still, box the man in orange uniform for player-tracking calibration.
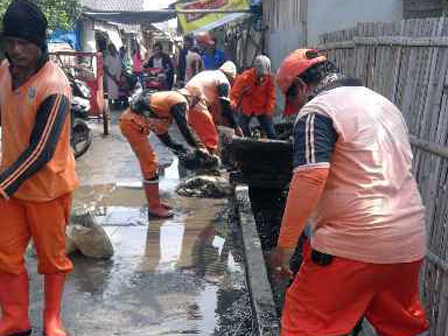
[230,55,277,139]
[119,89,213,219]
[270,49,429,335]
[185,61,242,152]
[0,1,79,336]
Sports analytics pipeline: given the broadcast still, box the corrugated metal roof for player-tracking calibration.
[83,11,176,25]
[81,0,144,12]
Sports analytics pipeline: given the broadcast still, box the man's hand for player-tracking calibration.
[196,147,210,157]
[234,127,243,137]
[195,148,219,167]
[171,144,188,157]
[268,246,295,280]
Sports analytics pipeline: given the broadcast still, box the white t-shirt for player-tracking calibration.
[297,86,426,264]
[152,57,163,70]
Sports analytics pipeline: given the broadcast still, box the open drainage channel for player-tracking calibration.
[234,184,378,336]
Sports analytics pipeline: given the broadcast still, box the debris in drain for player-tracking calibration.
[67,212,114,259]
[176,175,233,198]
[178,149,220,171]
[213,292,255,336]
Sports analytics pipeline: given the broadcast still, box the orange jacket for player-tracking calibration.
[0,59,78,202]
[230,68,276,117]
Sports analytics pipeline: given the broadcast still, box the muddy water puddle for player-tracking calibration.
[57,196,253,335]
[31,160,253,335]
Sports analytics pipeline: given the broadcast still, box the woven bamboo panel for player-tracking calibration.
[262,0,306,33]
[404,0,444,19]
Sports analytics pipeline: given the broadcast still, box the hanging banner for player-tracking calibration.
[176,0,249,32]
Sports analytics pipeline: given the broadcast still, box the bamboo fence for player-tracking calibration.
[319,18,448,336]
[263,0,306,33]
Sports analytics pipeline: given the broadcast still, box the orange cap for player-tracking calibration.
[276,49,327,115]
[196,31,215,46]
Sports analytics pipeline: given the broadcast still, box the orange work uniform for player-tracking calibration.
[120,91,189,179]
[186,69,230,125]
[0,59,78,275]
[278,86,428,335]
[230,68,276,116]
[185,71,231,151]
[186,98,218,151]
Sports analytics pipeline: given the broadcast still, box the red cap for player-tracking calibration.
[276,49,327,115]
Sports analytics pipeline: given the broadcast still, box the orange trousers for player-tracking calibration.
[0,193,73,275]
[282,251,429,336]
[119,119,158,180]
[187,103,219,151]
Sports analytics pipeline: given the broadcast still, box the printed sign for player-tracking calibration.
[176,0,249,32]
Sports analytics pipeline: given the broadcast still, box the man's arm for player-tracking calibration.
[217,83,239,130]
[156,132,187,156]
[164,54,174,73]
[264,77,277,117]
[0,94,70,199]
[229,75,244,111]
[270,112,337,275]
[171,103,206,149]
[178,50,187,81]
[279,112,338,247]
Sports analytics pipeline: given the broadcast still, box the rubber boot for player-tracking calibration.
[144,182,173,219]
[0,272,32,336]
[43,274,69,336]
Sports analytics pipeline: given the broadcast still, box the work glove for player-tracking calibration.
[171,144,188,157]
[195,149,220,169]
[178,148,220,170]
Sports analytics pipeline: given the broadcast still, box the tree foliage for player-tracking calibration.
[0,0,82,31]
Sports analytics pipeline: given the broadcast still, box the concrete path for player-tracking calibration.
[25,111,253,336]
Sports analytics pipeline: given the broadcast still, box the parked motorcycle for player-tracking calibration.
[67,74,93,159]
[143,67,167,91]
[70,95,92,159]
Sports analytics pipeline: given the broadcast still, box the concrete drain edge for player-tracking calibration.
[234,185,280,336]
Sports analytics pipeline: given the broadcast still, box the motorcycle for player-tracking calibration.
[68,75,93,159]
[70,95,92,159]
[143,67,167,91]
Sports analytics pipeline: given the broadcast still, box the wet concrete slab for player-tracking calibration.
[23,112,254,335]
